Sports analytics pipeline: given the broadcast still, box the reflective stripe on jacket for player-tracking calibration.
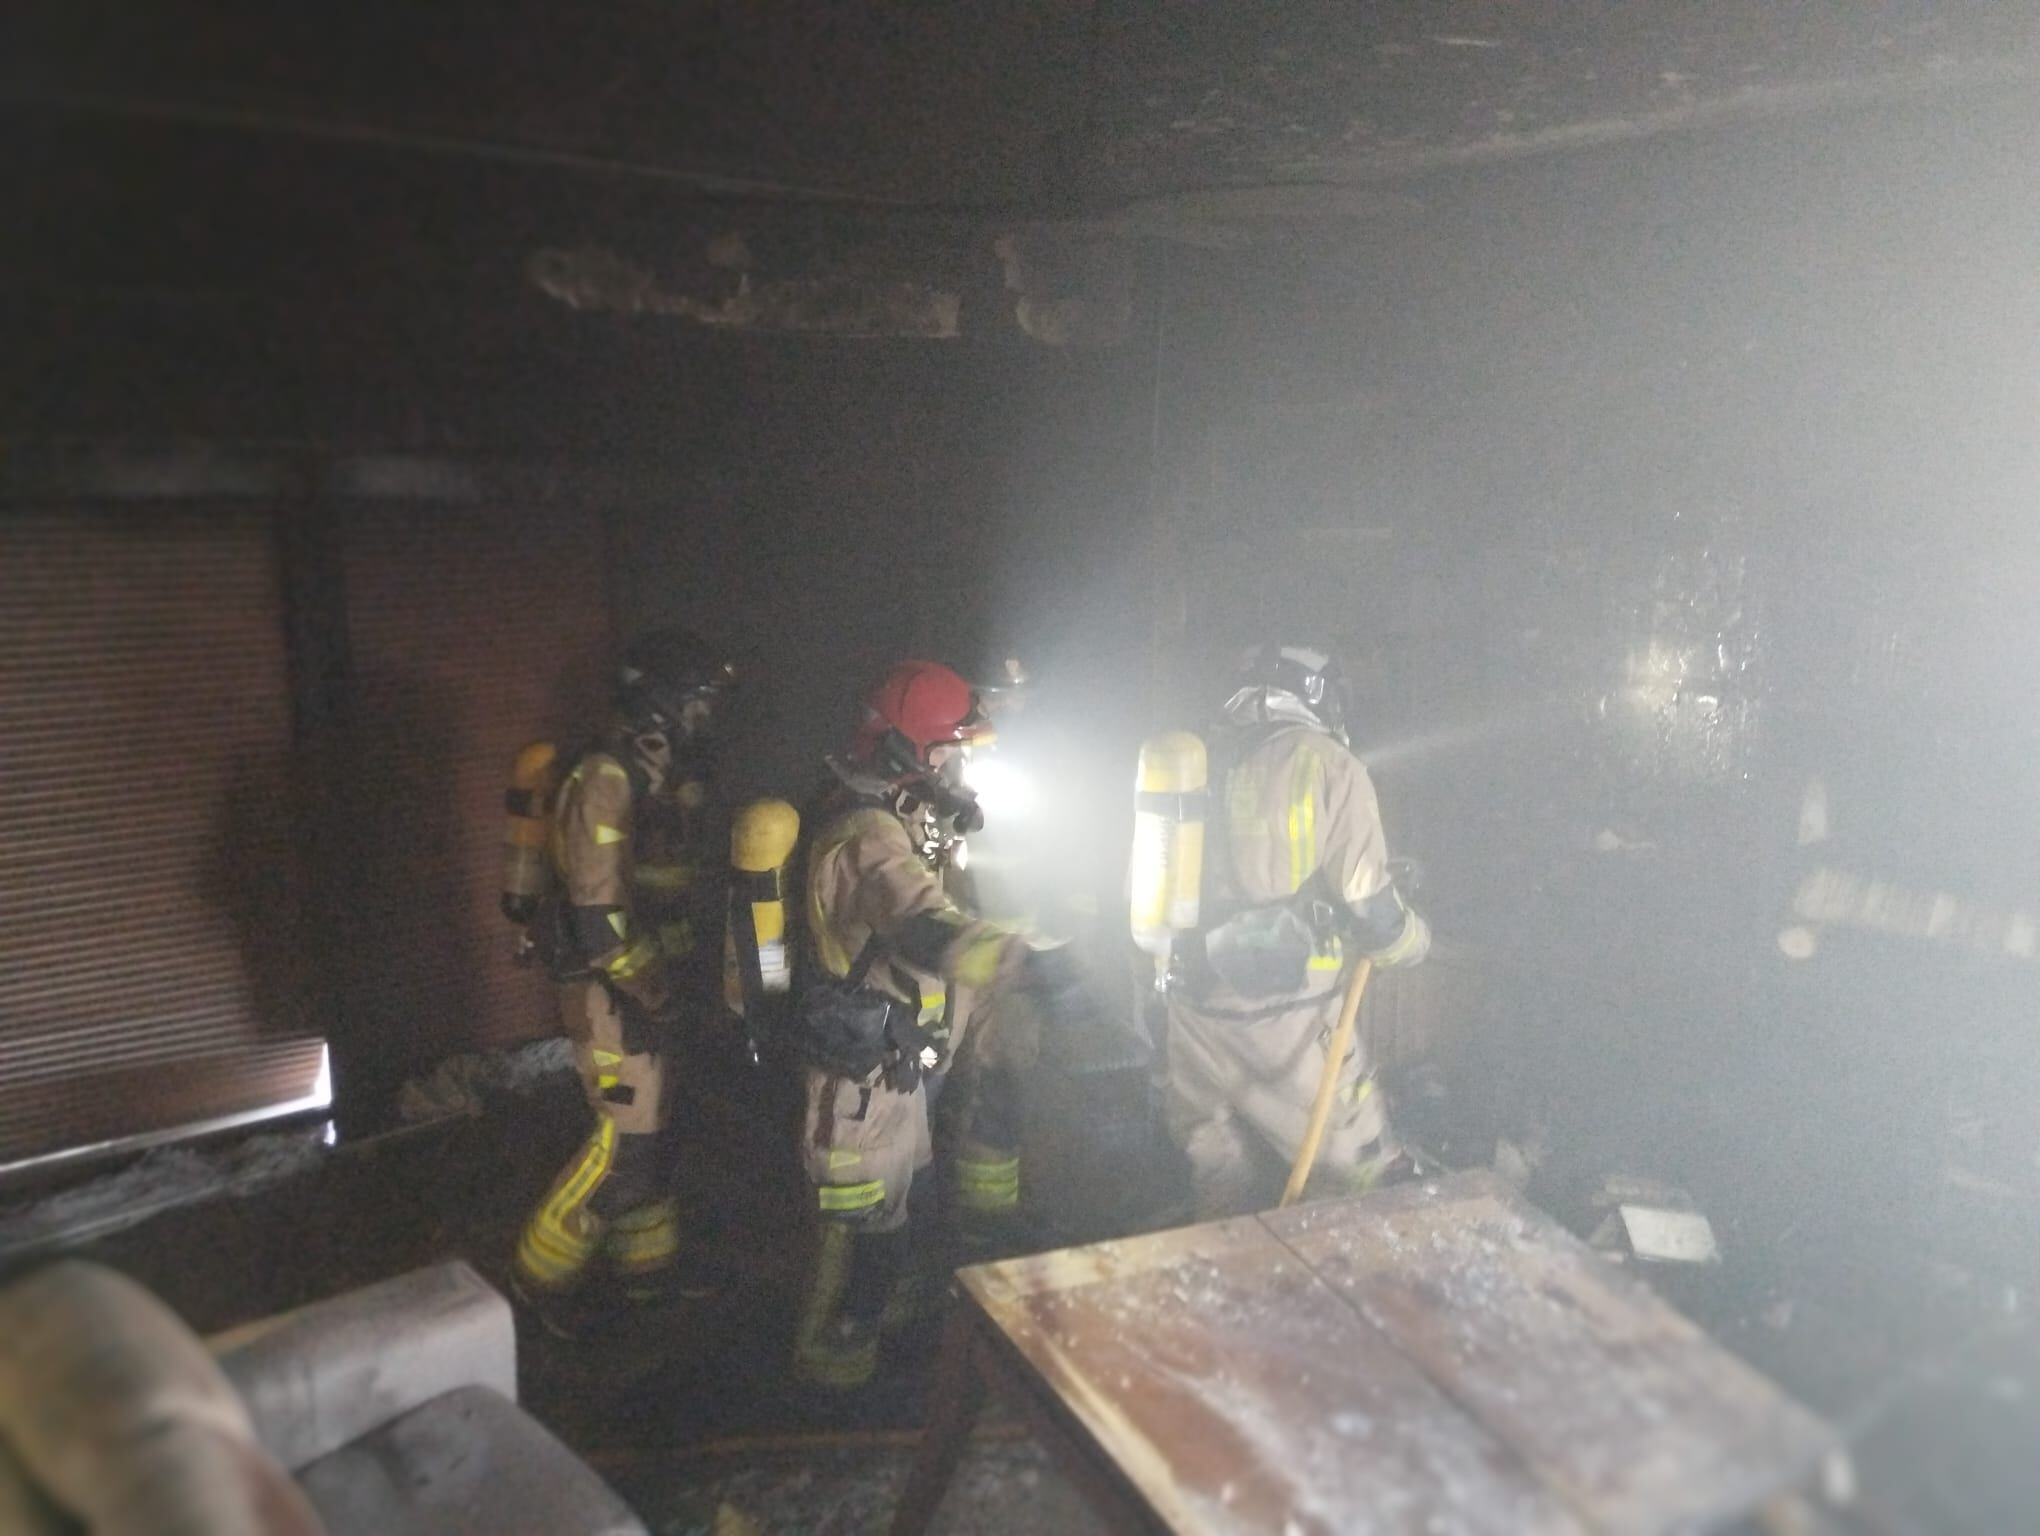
[1199,725,1396,992]
[549,744,724,1010]
[805,805,1024,1049]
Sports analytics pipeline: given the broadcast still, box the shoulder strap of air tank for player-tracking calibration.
[1199,723,1258,862]
[843,935,884,989]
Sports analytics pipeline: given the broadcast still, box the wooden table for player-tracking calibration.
[890,1170,1839,1535]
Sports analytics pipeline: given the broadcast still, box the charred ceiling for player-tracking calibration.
[1089,0,2040,197]
[4,2,2037,425]
[7,1,2038,211]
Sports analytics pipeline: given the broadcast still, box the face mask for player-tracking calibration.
[894,780,983,843]
[629,731,674,794]
[676,696,716,742]
[934,754,985,830]
[934,784,984,837]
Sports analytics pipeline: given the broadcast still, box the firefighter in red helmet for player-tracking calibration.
[788,660,1081,1390]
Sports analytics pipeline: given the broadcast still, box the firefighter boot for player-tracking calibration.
[1307,1136,1417,1204]
[603,1198,688,1303]
[880,1179,945,1337]
[590,1128,722,1309]
[513,1117,620,1323]
[514,1120,700,1335]
[953,1061,1033,1259]
[793,1224,905,1392]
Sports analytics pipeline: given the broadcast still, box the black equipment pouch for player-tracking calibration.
[1198,901,1317,1000]
[529,892,596,985]
[790,938,913,1083]
[1174,724,1327,1004]
[881,1012,939,1094]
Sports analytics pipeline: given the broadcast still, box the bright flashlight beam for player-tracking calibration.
[966,755,1036,821]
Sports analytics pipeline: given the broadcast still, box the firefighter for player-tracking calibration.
[511,628,736,1325]
[791,660,1078,1391]
[1161,643,1430,1220]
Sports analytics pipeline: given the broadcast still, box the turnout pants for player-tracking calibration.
[514,979,680,1297]
[1164,987,1397,1221]
[792,1035,1029,1388]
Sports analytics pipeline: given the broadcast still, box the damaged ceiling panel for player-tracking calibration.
[521,222,1136,346]
[526,245,963,339]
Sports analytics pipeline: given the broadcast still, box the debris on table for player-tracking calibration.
[1586,1173,1722,1265]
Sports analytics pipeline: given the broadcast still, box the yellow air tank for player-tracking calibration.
[501,740,559,924]
[1130,730,1206,957]
[724,798,801,1019]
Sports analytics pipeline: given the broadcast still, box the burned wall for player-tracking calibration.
[1147,92,2040,1272]
[2,111,1151,1126]
[609,334,1152,828]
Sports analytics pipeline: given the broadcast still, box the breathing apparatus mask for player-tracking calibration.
[612,629,737,796]
[1221,644,1350,746]
[622,692,724,797]
[879,736,984,841]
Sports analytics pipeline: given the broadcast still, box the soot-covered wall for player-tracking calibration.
[1146,93,2040,1275]
[5,111,1156,1121]
[613,333,1155,890]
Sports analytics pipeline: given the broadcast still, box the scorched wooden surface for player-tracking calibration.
[895,1169,1838,1535]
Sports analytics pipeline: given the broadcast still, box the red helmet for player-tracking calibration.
[852,660,990,776]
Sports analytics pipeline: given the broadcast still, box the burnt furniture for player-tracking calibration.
[0,1258,646,1536]
[892,1170,1840,1535]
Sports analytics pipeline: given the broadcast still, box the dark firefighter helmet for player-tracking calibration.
[615,627,736,738]
[1222,643,1350,744]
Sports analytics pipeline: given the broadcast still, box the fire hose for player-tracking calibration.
[1279,957,1374,1208]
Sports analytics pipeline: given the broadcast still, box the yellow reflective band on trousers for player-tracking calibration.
[514,1117,617,1292]
[955,1154,1021,1213]
[604,1200,680,1276]
[593,823,627,845]
[817,1180,886,1215]
[603,935,660,980]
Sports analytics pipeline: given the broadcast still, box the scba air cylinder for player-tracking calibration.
[1130,731,1206,958]
[724,798,801,1018]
